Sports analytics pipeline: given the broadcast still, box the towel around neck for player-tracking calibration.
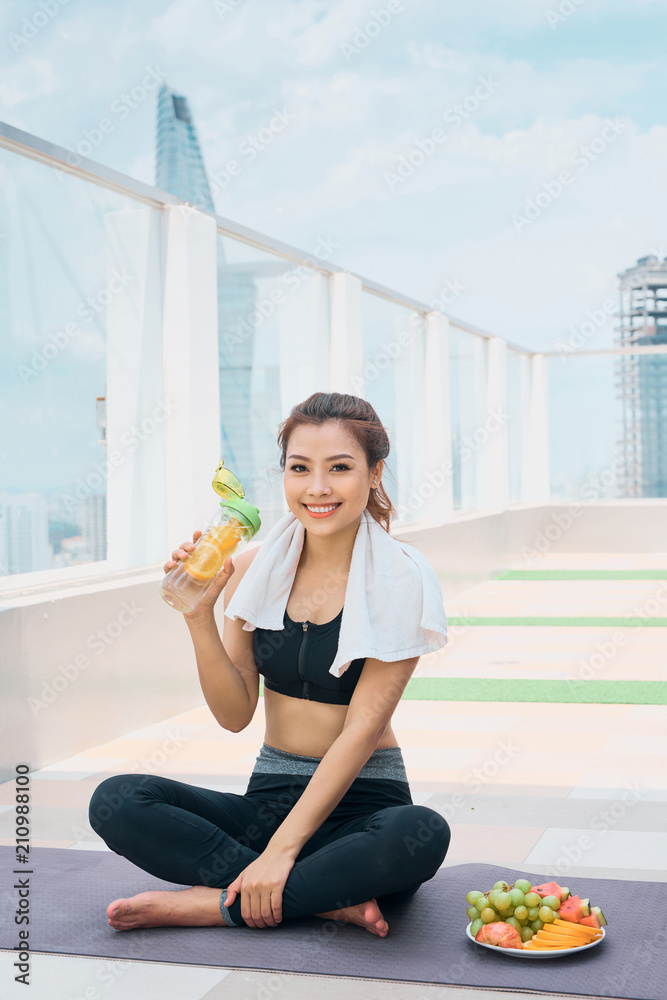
[223,508,448,677]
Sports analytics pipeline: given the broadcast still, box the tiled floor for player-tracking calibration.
[1,551,666,999]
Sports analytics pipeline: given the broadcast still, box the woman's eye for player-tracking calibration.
[288,463,350,472]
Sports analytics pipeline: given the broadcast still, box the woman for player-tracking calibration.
[89,392,450,936]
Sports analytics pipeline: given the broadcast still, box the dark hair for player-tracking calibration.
[276,392,395,533]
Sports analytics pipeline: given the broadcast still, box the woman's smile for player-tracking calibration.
[302,502,342,518]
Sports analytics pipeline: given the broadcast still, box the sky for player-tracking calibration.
[1,0,667,501]
[2,0,666,353]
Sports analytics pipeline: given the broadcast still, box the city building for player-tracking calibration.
[80,493,107,563]
[156,85,215,212]
[0,492,50,574]
[616,254,667,497]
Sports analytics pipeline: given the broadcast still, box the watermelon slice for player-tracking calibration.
[579,913,601,930]
[591,905,606,927]
[530,881,570,902]
[558,895,590,923]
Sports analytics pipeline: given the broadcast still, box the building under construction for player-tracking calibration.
[616,254,667,498]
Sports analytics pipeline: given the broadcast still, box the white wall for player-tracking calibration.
[5,500,667,779]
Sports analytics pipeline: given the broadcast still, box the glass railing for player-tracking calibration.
[361,292,426,523]
[448,325,485,511]
[547,353,621,500]
[506,348,526,506]
[1,119,665,590]
[545,346,667,501]
[0,142,162,581]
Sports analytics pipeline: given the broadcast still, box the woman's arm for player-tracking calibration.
[265,654,419,858]
[168,536,260,732]
[222,654,419,927]
[184,611,258,733]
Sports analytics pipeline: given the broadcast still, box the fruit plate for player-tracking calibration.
[466,924,606,959]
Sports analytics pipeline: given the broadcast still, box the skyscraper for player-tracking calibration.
[81,493,107,563]
[156,85,215,212]
[155,84,257,487]
[0,493,50,574]
[616,255,667,497]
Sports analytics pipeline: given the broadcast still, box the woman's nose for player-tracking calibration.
[307,474,332,495]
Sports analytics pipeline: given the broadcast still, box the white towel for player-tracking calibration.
[224,508,448,677]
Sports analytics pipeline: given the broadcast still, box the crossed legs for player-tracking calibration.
[89,773,450,933]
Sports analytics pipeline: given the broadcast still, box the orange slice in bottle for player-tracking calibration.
[183,520,243,581]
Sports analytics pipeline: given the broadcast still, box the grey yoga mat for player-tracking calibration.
[1,849,664,999]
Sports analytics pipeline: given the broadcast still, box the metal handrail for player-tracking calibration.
[0,119,523,350]
[4,119,665,362]
[543,344,667,357]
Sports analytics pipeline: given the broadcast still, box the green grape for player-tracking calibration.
[506,916,521,931]
[514,905,528,922]
[524,892,541,907]
[527,906,540,921]
[542,895,561,911]
[515,879,532,894]
[538,906,555,923]
[521,926,534,942]
[470,917,484,937]
[467,905,479,919]
[531,919,544,932]
[475,896,489,913]
[495,892,512,912]
[493,881,506,890]
[466,891,484,905]
[509,888,525,906]
[481,908,497,924]
[488,890,500,907]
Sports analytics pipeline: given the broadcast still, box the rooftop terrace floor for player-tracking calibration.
[2,549,666,999]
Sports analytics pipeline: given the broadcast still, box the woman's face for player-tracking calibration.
[283,421,381,536]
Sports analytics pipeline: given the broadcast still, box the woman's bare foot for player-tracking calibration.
[314,898,389,937]
[107,885,389,937]
[107,885,224,930]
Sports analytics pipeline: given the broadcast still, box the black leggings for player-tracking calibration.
[89,748,450,928]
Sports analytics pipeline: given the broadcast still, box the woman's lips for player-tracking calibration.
[302,502,342,518]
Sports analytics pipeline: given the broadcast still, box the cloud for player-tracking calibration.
[145,0,211,50]
[0,57,60,109]
[232,111,665,354]
[406,44,652,129]
[265,0,400,67]
[1,0,665,358]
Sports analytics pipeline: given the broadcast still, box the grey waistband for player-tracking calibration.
[252,742,408,782]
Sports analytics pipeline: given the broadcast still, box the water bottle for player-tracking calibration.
[159,460,261,613]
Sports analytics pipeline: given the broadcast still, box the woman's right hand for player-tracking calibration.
[164,530,236,622]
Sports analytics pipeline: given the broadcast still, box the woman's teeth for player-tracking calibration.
[304,503,341,513]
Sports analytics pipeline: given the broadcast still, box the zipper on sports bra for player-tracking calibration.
[297,621,309,699]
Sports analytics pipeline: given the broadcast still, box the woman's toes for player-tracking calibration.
[107,899,127,921]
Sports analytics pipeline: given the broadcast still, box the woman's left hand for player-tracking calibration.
[223,849,296,928]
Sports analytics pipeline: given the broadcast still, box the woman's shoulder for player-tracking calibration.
[235,544,261,570]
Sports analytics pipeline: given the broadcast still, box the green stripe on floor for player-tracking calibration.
[260,679,666,704]
[494,569,667,580]
[448,616,667,627]
[402,678,667,704]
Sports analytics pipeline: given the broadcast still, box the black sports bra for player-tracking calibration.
[252,606,366,705]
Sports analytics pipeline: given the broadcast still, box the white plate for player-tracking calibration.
[466,923,606,958]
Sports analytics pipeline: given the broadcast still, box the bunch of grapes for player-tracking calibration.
[465,880,562,944]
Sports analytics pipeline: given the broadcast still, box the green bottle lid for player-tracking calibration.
[221,497,261,537]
